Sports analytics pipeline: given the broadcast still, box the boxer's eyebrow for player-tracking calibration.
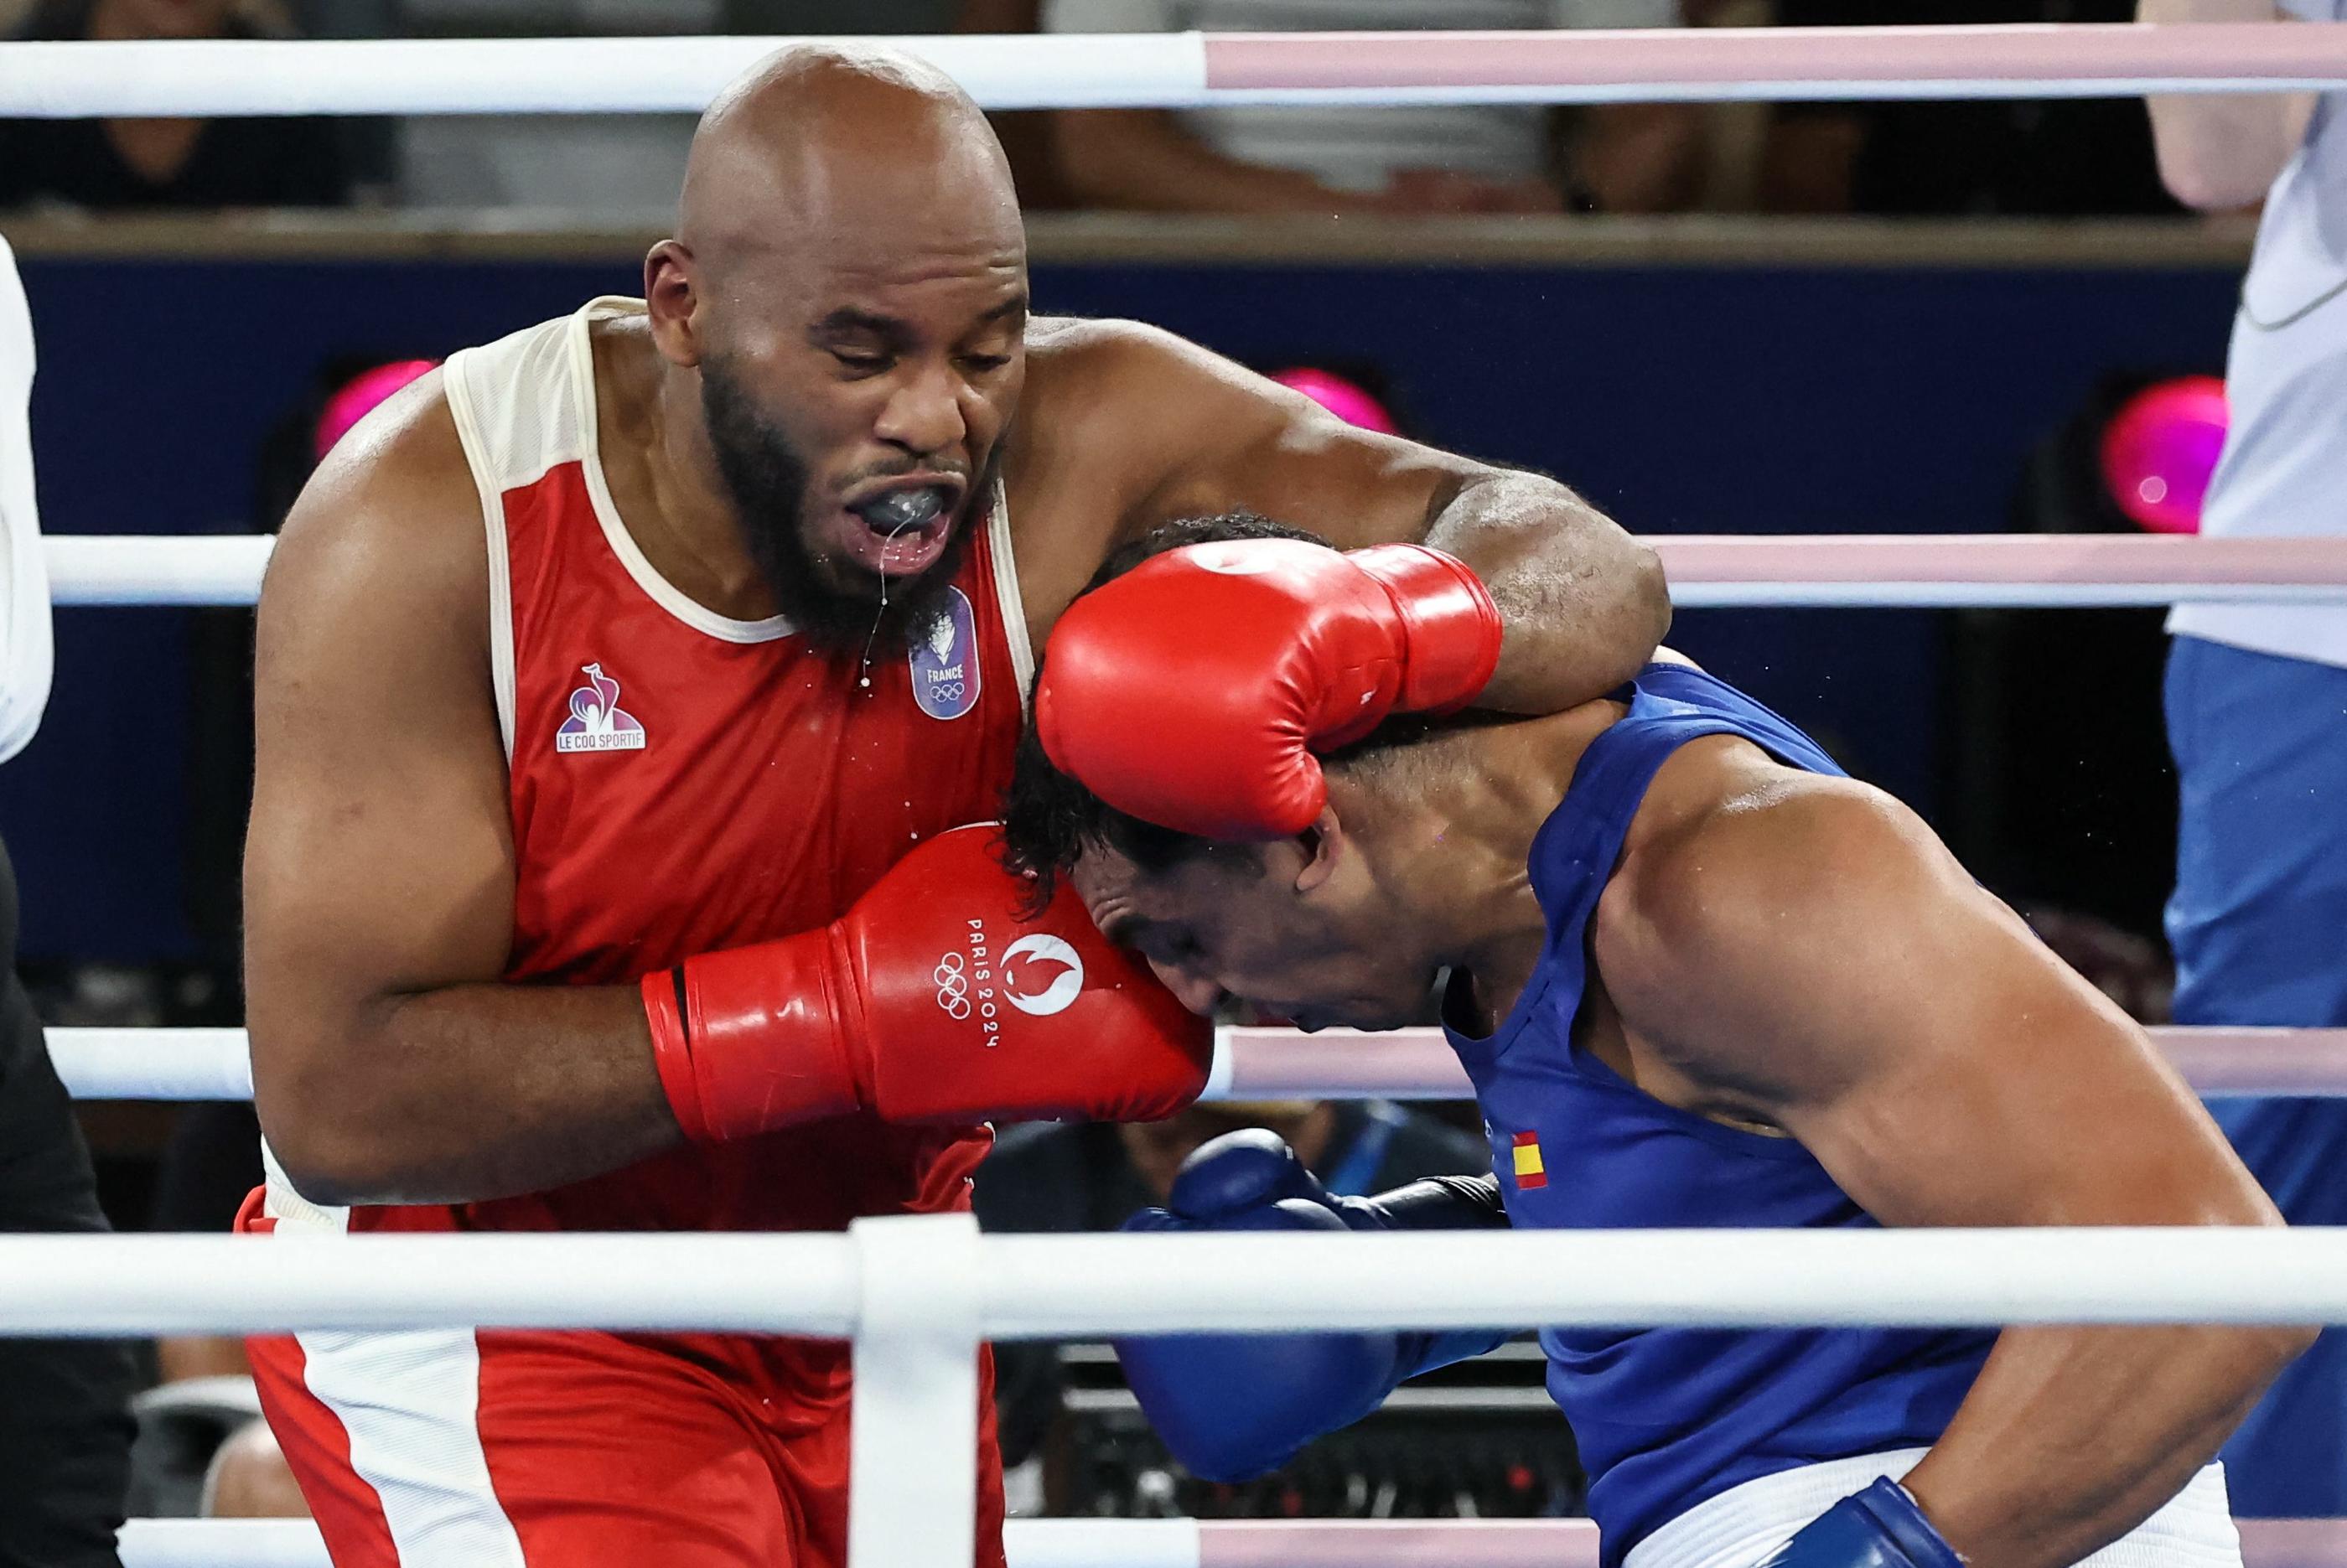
[810,308,905,343]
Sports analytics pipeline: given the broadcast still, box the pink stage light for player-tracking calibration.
[1271,366,1401,435]
[2099,375,2229,535]
[314,359,440,461]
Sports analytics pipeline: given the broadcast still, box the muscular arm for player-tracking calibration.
[2141,0,2318,210]
[1598,764,2309,1568]
[1021,320,1668,716]
[245,381,680,1206]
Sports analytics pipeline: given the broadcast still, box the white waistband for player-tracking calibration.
[1626,1451,2239,1568]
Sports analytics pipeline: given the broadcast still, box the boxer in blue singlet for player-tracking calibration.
[998,516,2310,1568]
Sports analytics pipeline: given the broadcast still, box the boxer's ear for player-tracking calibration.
[644,240,703,368]
[1293,805,1345,897]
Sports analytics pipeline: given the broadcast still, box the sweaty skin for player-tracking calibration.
[1069,669,2309,1568]
[243,46,1666,1205]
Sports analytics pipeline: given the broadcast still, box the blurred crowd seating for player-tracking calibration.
[0,0,2194,220]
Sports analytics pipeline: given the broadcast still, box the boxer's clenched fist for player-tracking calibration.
[1036,539,1502,839]
[641,825,1210,1142]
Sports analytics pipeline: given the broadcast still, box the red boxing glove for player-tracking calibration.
[640,825,1210,1143]
[1037,539,1502,839]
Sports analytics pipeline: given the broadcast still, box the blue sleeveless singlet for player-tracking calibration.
[1441,664,1993,1562]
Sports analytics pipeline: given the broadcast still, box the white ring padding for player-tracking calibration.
[0,1229,859,1338]
[118,1519,1215,1568]
[0,25,2340,116]
[44,534,2347,610]
[105,1519,2347,1568]
[50,1028,253,1099]
[1653,535,2347,608]
[0,35,1209,117]
[53,1025,2347,1103]
[1199,22,2347,104]
[45,536,273,608]
[979,1227,2347,1338]
[19,1224,2347,1339]
[849,1214,984,1568]
[1210,1025,2347,1100]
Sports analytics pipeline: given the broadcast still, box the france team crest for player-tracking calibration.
[555,662,645,753]
[909,587,980,722]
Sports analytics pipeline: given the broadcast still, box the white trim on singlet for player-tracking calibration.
[260,1141,350,1235]
[439,350,519,763]
[441,298,795,760]
[445,298,1034,702]
[561,300,795,647]
[986,479,1035,712]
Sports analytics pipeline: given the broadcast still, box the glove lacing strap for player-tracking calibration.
[641,968,711,1143]
[1349,544,1504,715]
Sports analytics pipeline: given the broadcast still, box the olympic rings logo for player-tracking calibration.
[934,951,972,1019]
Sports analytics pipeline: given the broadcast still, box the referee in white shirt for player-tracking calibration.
[0,232,136,1567]
[2146,0,2347,1518]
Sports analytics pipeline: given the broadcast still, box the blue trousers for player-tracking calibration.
[2167,635,2347,1517]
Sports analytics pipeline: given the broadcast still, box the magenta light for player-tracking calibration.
[2099,375,2229,535]
[1271,367,1401,436]
[314,359,440,461]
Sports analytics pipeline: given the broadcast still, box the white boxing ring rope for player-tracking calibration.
[44,533,2347,609]
[101,1518,2347,1568]
[0,24,2344,116]
[43,1023,2347,1103]
[18,1221,2347,1568]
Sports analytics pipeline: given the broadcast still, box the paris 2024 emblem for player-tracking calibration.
[933,924,1084,1043]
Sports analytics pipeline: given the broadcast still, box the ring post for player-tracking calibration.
[848,1210,983,1568]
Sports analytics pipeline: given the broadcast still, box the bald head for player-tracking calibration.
[680,44,1020,283]
[643,43,1029,653]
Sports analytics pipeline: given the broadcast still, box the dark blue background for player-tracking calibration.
[0,255,2239,960]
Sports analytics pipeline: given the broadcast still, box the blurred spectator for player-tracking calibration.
[0,1,351,210]
[201,1417,307,1519]
[145,1102,264,1382]
[1760,0,2180,215]
[2022,908,2173,1023]
[2146,0,2347,1519]
[975,1100,1492,1484]
[1036,0,1706,214]
[396,1,989,212]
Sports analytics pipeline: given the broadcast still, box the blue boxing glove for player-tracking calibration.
[1114,1130,1510,1482]
[1756,1478,1965,1568]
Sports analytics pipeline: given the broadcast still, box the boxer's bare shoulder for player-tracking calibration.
[261,369,492,675]
[250,366,506,904]
[1588,744,1959,1110]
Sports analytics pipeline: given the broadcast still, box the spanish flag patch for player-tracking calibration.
[1511,1131,1547,1191]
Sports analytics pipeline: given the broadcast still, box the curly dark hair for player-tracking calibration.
[996,513,1333,905]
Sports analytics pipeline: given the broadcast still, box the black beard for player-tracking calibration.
[699,354,987,653]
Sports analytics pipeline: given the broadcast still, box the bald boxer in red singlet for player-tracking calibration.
[236,44,1669,1568]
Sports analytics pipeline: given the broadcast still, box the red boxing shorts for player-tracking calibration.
[236,1191,1006,1567]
